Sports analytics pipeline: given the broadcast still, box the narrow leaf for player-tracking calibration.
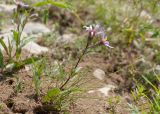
[49,1,70,9]
[142,75,158,92]
[33,0,71,9]
[0,38,9,55]
[32,1,49,7]
[0,49,4,68]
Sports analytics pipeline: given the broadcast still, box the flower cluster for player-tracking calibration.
[14,0,30,10]
[84,24,113,48]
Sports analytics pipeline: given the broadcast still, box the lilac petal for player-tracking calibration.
[94,24,100,30]
[96,31,106,39]
[103,41,114,48]
[101,32,106,39]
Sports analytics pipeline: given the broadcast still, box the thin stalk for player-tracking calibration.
[60,36,92,90]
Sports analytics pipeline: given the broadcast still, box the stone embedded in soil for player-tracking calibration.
[0,24,49,55]
[97,84,116,96]
[0,4,17,14]
[25,64,32,71]
[0,30,49,56]
[155,65,160,74]
[93,69,105,81]
[88,84,116,97]
[22,41,49,55]
[24,22,51,35]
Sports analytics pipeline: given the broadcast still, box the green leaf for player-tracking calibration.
[43,9,49,24]
[8,38,13,60]
[4,57,40,73]
[49,1,70,9]
[0,38,9,55]
[15,57,40,69]
[142,75,158,92]
[16,48,21,59]
[43,88,61,102]
[48,88,61,97]
[139,33,145,42]
[32,1,49,7]
[60,87,81,96]
[33,0,72,9]
[152,96,160,110]
[12,30,20,47]
[0,49,4,68]
[151,30,159,38]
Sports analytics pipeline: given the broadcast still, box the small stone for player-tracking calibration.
[24,22,51,35]
[25,65,32,71]
[97,85,116,96]
[88,85,116,97]
[155,65,160,74]
[5,63,15,72]
[88,90,96,94]
[93,69,105,80]
[22,41,49,55]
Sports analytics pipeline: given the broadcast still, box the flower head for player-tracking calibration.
[84,24,113,48]
[14,0,30,10]
[83,25,96,37]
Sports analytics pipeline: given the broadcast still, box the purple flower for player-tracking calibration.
[14,0,29,9]
[83,25,96,37]
[84,24,113,48]
[102,40,114,48]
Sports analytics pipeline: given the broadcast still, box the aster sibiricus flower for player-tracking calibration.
[84,24,113,48]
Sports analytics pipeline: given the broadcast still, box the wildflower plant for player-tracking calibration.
[14,77,23,95]
[42,24,113,112]
[60,24,113,90]
[0,2,38,73]
[32,59,45,99]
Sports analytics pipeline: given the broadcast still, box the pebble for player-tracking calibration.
[93,69,106,81]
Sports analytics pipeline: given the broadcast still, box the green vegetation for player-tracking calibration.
[0,0,160,113]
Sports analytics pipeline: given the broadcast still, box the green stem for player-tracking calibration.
[60,36,91,90]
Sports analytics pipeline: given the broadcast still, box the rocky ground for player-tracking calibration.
[0,1,159,114]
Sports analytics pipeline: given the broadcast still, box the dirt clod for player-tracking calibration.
[12,101,30,113]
